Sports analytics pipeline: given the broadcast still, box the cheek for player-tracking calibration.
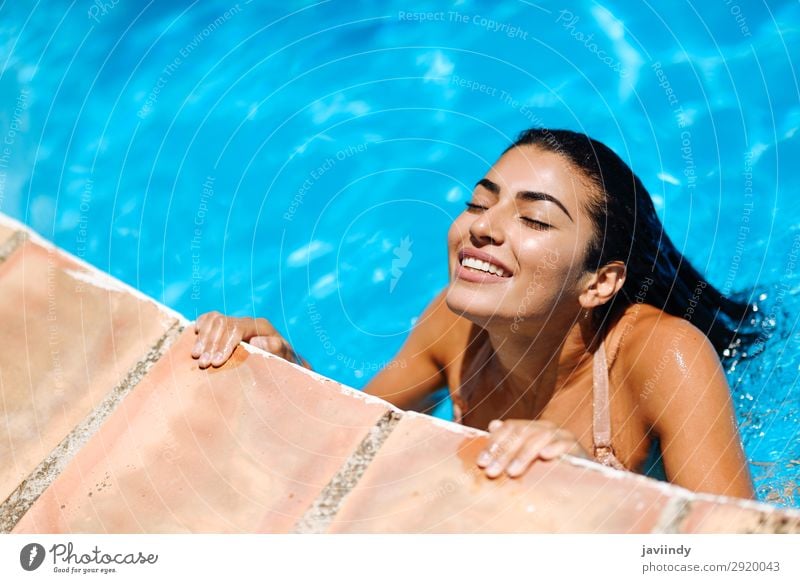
[447,214,470,249]
[515,236,580,291]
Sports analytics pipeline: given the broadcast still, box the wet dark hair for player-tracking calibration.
[505,128,756,355]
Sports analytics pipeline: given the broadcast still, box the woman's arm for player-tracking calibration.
[624,313,755,499]
[363,288,465,411]
[193,312,312,370]
[193,288,461,411]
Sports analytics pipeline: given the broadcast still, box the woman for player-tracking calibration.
[191,128,755,499]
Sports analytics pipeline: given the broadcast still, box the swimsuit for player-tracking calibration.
[452,337,666,476]
[594,339,667,478]
[591,338,627,469]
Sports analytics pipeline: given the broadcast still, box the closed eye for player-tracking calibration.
[465,202,486,212]
[466,202,552,230]
[521,217,552,230]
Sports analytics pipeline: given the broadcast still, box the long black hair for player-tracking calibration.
[505,128,756,355]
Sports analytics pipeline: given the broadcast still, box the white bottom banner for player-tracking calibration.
[1,534,798,582]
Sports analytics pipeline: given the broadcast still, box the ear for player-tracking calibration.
[578,261,626,309]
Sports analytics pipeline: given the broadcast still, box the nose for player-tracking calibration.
[468,205,505,246]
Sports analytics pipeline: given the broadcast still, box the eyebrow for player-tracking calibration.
[475,178,574,223]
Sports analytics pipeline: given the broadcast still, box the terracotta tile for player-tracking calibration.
[679,498,800,533]
[13,330,391,533]
[327,413,673,533]
[0,223,15,247]
[0,241,177,504]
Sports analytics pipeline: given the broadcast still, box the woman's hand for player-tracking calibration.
[192,311,309,369]
[477,419,591,478]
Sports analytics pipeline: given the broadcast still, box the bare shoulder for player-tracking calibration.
[606,305,753,497]
[608,303,714,369]
[607,303,724,423]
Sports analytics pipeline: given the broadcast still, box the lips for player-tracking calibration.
[457,248,514,277]
[455,248,514,284]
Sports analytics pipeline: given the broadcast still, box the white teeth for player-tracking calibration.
[461,256,507,277]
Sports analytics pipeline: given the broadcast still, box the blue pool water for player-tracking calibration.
[1,1,798,506]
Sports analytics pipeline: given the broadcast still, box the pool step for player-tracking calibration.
[0,212,798,533]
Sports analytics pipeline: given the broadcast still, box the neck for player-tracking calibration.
[483,312,599,410]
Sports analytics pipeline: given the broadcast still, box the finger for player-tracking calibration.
[198,317,226,368]
[477,423,514,467]
[248,336,269,351]
[194,311,216,335]
[265,335,285,354]
[272,337,293,361]
[250,335,283,355]
[282,344,302,364]
[251,318,277,338]
[191,338,203,359]
[485,429,533,478]
[507,432,563,477]
[481,426,527,478]
[206,318,234,360]
[193,313,220,359]
[540,437,591,461]
[193,313,204,335]
[192,313,213,356]
[249,335,301,366]
[478,420,511,468]
[211,329,242,367]
[477,419,505,464]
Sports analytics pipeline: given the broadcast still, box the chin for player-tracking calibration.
[444,280,514,325]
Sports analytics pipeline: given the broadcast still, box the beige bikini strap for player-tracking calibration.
[592,338,613,449]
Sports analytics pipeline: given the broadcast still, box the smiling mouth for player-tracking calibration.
[459,256,512,278]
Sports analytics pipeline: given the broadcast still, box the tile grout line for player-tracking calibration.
[0,230,28,264]
[0,320,184,533]
[291,409,402,534]
[650,495,692,533]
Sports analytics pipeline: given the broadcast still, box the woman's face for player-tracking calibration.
[446,145,598,330]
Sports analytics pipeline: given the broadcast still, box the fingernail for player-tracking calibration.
[213,351,223,364]
[540,445,562,460]
[199,352,210,366]
[477,452,491,467]
[488,419,503,431]
[486,462,502,477]
[507,461,524,476]
[192,341,203,356]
